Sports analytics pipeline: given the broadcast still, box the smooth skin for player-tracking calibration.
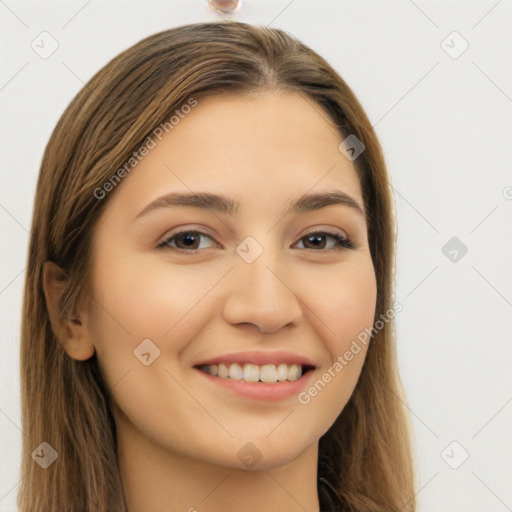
[44,91,377,512]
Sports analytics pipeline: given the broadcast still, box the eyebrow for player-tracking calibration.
[133,190,366,221]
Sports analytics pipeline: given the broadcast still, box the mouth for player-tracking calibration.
[194,362,316,383]
[192,351,318,401]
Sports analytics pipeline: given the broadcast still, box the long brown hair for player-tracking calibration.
[19,20,417,511]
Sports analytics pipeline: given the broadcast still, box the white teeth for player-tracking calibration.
[243,364,260,382]
[218,363,229,379]
[199,362,306,382]
[228,363,243,380]
[276,363,288,382]
[260,364,278,383]
[288,363,302,381]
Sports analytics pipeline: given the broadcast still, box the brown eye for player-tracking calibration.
[294,231,355,251]
[156,229,356,253]
[156,230,218,251]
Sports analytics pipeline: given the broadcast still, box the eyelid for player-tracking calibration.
[155,224,218,248]
[297,225,349,240]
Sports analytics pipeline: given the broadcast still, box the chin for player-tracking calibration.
[213,437,314,471]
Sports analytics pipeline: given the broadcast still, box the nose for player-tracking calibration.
[222,249,304,334]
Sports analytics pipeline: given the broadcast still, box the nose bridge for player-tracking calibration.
[222,237,304,332]
[243,246,285,298]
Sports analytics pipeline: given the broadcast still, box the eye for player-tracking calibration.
[156,230,218,252]
[156,228,356,253]
[293,230,356,251]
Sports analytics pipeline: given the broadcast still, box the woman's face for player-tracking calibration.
[86,91,377,470]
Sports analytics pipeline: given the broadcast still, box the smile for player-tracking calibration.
[196,362,315,383]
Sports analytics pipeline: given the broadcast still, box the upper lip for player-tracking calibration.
[193,350,316,368]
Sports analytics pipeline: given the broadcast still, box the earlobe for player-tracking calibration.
[42,261,96,361]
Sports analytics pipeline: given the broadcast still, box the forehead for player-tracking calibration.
[102,91,364,222]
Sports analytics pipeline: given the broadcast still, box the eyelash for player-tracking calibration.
[156,228,356,252]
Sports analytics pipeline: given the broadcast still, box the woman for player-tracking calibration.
[19,20,417,511]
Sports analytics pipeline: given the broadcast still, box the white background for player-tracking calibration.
[1,1,511,511]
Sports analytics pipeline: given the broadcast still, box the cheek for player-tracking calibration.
[86,253,219,395]
[295,259,377,433]
[89,254,214,345]
[315,257,377,357]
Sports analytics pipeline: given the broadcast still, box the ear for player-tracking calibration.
[42,261,96,361]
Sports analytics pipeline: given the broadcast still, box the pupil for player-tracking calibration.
[180,233,198,248]
[306,234,325,249]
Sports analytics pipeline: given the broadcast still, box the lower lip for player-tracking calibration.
[194,367,315,402]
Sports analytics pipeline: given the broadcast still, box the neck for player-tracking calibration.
[115,411,321,512]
